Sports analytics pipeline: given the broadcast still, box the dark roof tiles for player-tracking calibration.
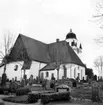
[9,34,85,68]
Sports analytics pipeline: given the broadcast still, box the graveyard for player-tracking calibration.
[0,77,103,105]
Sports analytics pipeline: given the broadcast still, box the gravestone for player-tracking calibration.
[91,81,101,102]
[0,99,4,105]
[64,80,72,87]
[46,80,50,89]
[55,84,71,93]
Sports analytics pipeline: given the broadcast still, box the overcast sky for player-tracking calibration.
[0,0,103,75]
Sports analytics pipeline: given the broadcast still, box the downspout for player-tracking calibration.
[38,63,41,81]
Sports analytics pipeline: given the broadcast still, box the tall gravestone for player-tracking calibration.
[1,73,7,87]
[91,81,101,102]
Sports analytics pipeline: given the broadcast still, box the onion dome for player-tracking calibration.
[66,29,77,39]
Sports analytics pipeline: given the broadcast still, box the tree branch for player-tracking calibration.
[0,51,4,57]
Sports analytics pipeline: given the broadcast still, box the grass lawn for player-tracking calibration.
[71,87,103,100]
[47,100,103,105]
[3,95,29,103]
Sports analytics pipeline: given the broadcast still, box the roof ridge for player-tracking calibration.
[48,40,66,45]
[19,33,48,45]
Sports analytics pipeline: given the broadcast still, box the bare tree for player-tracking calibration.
[94,56,103,78]
[0,31,14,73]
[91,1,103,44]
[93,1,103,28]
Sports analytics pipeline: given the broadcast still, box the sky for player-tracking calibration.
[0,0,103,75]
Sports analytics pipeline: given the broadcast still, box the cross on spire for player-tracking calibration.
[70,29,72,33]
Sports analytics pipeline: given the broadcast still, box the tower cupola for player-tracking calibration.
[66,29,77,39]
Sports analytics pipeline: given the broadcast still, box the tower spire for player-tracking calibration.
[70,29,72,33]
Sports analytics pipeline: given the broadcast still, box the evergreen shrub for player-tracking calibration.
[16,87,30,96]
[41,91,70,104]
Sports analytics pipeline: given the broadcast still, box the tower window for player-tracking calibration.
[80,43,82,49]
[75,42,77,46]
[71,41,75,46]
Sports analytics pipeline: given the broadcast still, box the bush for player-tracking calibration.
[28,93,39,103]
[16,87,30,96]
[41,94,51,104]
[0,87,11,94]
[51,92,70,101]
[0,88,4,94]
[41,92,70,104]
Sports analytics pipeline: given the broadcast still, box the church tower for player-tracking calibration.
[65,29,82,56]
[64,29,85,80]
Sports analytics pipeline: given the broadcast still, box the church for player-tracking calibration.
[0,29,86,80]
[40,29,85,80]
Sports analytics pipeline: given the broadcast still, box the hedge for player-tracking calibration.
[28,93,40,103]
[16,87,30,96]
[41,91,71,104]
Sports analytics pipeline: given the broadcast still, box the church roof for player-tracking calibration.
[40,62,58,71]
[48,40,84,65]
[40,41,85,71]
[9,34,50,63]
[8,34,85,69]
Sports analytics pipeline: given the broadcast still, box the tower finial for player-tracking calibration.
[70,29,72,33]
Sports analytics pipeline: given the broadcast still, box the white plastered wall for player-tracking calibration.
[0,61,23,80]
[40,69,57,80]
[40,64,85,80]
[0,61,46,80]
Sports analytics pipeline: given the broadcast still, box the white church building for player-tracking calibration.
[0,30,85,80]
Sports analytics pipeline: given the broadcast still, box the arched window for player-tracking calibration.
[74,68,76,78]
[14,65,18,71]
[41,72,44,79]
[46,72,49,77]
